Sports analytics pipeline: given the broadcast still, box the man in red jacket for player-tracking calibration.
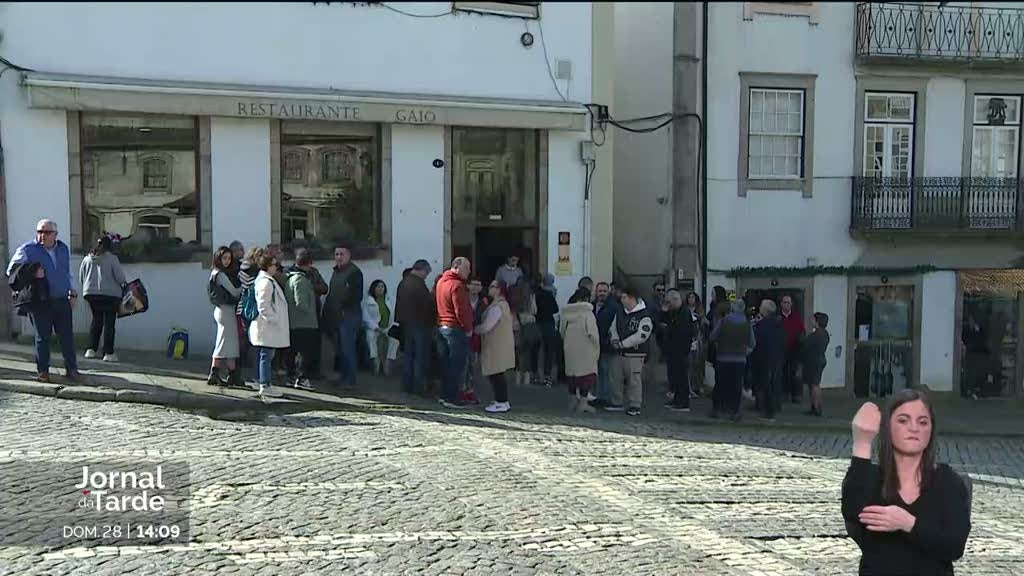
[435,257,474,408]
[780,295,806,404]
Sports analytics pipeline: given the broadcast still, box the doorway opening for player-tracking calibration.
[451,127,541,284]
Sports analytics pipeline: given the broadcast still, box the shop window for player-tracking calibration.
[279,127,380,258]
[80,114,199,262]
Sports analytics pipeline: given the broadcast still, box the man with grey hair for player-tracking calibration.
[7,219,82,383]
[752,299,786,421]
[709,298,755,421]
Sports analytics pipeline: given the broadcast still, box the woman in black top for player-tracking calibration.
[842,390,971,575]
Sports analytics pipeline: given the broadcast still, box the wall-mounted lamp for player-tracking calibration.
[881,275,889,285]
[770,278,779,287]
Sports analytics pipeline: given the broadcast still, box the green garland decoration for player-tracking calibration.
[725,265,940,278]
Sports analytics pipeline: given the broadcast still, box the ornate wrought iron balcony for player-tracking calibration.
[851,177,1023,233]
[856,2,1024,63]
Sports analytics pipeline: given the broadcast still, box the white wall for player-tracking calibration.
[0,76,70,249]
[706,1,862,272]
[923,77,965,178]
[612,2,674,276]
[391,124,446,282]
[210,118,272,250]
[920,271,958,392]
[2,2,591,103]
[812,275,848,389]
[547,130,589,299]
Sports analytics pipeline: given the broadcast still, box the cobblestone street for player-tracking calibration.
[0,391,1022,575]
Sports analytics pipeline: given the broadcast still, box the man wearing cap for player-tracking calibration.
[7,219,82,383]
[395,259,435,395]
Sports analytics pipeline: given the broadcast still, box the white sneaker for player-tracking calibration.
[485,401,510,413]
[258,384,283,398]
[102,353,119,363]
[84,349,98,359]
[293,378,314,391]
[244,380,261,392]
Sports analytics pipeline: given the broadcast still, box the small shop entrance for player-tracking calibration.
[450,127,541,283]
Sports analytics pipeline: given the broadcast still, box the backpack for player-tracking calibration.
[208,272,233,307]
[241,277,275,322]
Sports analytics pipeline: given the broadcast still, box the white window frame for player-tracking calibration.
[971,94,1021,179]
[747,88,805,180]
[863,92,915,179]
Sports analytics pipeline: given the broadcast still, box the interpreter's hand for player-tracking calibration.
[852,402,881,445]
[34,267,45,279]
[859,505,916,533]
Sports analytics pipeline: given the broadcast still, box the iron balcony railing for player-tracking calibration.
[851,177,1023,232]
[856,2,1024,62]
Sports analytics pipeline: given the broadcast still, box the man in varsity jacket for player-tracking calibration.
[606,285,654,416]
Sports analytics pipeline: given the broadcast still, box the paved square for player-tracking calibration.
[0,391,1022,575]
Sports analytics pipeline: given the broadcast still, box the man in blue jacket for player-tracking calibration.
[6,219,81,383]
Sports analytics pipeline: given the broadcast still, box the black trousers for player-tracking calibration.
[667,355,690,408]
[289,329,320,380]
[756,362,783,418]
[713,362,744,415]
[490,371,509,403]
[85,295,120,355]
[783,350,801,400]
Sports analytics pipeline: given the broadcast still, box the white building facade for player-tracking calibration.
[617,1,1024,398]
[0,2,613,354]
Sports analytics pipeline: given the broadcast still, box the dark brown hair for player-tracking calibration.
[878,389,938,503]
[257,253,278,272]
[212,246,233,271]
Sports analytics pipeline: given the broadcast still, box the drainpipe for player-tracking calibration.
[0,122,10,340]
[700,1,709,301]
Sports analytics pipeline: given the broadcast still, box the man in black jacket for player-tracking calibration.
[751,299,786,421]
[662,289,697,412]
[395,259,434,395]
[324,246,363,388]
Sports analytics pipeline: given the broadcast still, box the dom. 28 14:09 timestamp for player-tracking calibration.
[62,524,182,539]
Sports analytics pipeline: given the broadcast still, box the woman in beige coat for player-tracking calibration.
[475,280,516,413]
[560,288,600,413]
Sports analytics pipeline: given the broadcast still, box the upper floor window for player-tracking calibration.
[282,150,306,183]
[863,92,915,179]
[748,88,805,179]
[972,95,1021,178]
[141,156,171,192]
[453,1,540,19]
[80,114,199,261]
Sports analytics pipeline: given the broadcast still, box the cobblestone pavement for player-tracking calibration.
[0,391,1022,576]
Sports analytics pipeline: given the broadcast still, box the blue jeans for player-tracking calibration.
[29,298,78,375]
[597,354,613,401]
[257,346,276,385]
[402,324,431,394]
[438,326,470,403]
[335,312,362,387]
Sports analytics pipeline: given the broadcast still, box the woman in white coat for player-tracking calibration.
[248,254,290,398]
[362,279,399,376]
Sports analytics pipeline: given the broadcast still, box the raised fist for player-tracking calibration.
[852,402,881,446]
